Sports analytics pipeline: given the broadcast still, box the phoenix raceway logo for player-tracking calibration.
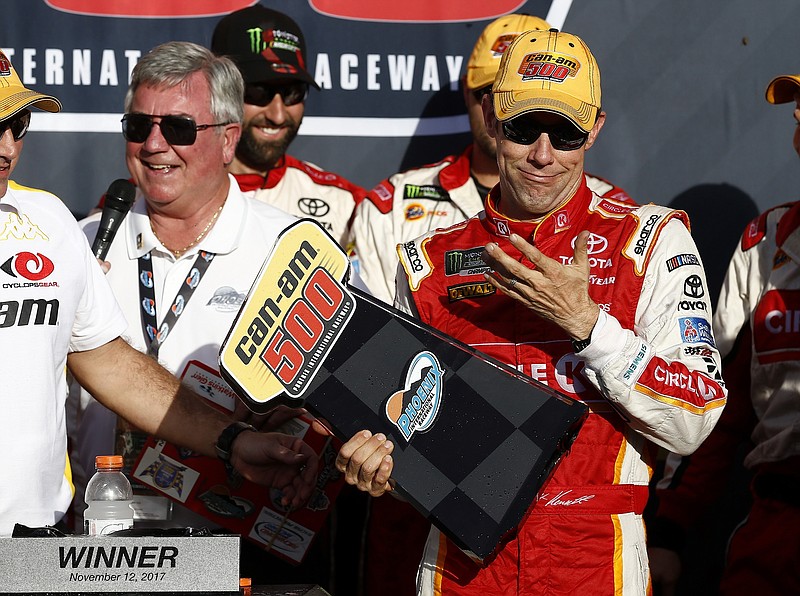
[384,351,444,442]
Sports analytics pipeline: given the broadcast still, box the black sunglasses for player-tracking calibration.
[244,82,309,107]
[502,114,589,151]
[121,113,233,146]
[0,110,31,141]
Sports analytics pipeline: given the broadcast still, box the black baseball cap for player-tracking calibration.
[211,5,319,89]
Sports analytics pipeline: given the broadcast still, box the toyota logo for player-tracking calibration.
[298,197,330,217]
[683,275,705,298]
[572,233,608,255]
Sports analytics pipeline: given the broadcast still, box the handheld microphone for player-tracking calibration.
[91,179,136,260]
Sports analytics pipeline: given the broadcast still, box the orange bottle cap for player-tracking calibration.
[95,455,124,468]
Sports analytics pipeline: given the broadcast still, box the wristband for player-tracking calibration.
[571,335,592,352]
[215,421,257,464]
[572,313,600,353]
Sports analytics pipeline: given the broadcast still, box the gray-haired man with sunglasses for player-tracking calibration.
[336,29,726,595]
[0,47,318,538]
[71,39,323,520]
[211,5,367,248]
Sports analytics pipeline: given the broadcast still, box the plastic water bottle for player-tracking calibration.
[84,455,134,536]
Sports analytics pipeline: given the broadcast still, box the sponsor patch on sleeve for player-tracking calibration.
[636,358,725,406]
[665,253,700,272]
[678,317,715,346]
[620,339,651,387]
[622,206,681,276]
[398,237,434,291]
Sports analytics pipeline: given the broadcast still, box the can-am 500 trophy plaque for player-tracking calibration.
[219,220,587,561]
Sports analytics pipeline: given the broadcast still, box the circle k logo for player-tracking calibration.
[0,252,55,281]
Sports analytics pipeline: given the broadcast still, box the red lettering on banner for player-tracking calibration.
[45,0,252,17]
[308,0,525,22]
[753,289,800,364]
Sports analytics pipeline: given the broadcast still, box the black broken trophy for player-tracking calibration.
[219,220,587,561]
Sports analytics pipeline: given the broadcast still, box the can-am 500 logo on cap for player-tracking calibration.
[45,0,254,17]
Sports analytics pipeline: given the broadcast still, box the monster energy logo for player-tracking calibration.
[403,184,450,201]
[246,27,300,54]
[444,248,489,276]
[246,28,265,53]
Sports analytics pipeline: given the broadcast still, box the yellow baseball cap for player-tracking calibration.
[466,14,550,91]
[0,50,61,121]
[765,74,800,104]
[493,29,600,133]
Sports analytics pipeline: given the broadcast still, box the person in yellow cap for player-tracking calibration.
[351,15,561,596]
[346,14,632,306]
[0,49,318,537]
[336,29,727,595]
[649,73,800,596]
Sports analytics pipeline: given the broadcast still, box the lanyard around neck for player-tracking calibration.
[137,250,216,357]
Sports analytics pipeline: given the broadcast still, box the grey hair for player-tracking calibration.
[124,41,243,124]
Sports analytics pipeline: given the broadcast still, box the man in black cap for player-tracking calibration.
[212,5,366,248]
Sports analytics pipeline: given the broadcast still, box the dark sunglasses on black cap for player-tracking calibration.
[502,114,590,151]
[121,113,233,146]
[244,82,309,107]
[0,110,31,141]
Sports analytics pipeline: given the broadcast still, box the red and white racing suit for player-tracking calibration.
[234,154,367,248]
[394,178,727,595]
[347,145,633,304]
[350,148,635,596]
[654,201,800,595]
